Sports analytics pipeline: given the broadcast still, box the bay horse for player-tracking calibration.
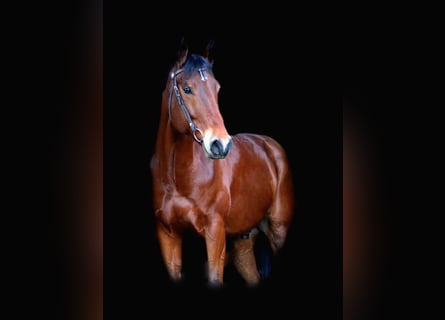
[150,43,295,287]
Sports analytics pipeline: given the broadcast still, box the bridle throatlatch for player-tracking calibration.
[168,68,204,143]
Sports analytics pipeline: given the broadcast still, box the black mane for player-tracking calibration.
[182,54,214,80]
[161,53,214,91]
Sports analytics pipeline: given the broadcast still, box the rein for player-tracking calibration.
[168,68,204,144]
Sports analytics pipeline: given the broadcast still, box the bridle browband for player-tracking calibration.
[168,68,204,144]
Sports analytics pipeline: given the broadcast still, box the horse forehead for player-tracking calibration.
[185,78,218,97]
[198,68,207,81]
[185,69,215,84]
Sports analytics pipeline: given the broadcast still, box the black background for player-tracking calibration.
[105,14,342,320]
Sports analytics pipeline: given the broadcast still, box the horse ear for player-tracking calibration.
[176,37,189,68]
[204,39,215,65]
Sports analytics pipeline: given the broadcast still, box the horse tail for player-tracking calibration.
[254,229,274,280]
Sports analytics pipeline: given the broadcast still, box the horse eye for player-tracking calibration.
[183,87,193,94]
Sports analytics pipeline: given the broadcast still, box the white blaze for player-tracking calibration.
[202,128,231,158]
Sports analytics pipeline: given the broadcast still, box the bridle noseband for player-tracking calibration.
[169,68,204,144]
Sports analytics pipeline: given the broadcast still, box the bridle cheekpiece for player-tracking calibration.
[169,68,204,144]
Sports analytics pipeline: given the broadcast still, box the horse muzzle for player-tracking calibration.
[203,136,232,159]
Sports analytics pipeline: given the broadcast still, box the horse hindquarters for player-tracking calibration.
[264,161,295,254]
[241,165,293,285]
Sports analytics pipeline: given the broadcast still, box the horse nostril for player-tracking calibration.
[210,138,232,158]
[226,138,232,154]
[210,140,223,156]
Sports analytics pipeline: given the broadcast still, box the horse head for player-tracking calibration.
[166,42,232,159]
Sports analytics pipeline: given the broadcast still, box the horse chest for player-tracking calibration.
[170,181,230,215]
[173,151,226,193]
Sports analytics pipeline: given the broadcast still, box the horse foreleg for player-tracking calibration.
[204,215,226,287]
[156,221,183,282]
[232,228,261,286]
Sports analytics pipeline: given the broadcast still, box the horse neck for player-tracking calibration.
[154,90,197,177]
[154,90,176,163]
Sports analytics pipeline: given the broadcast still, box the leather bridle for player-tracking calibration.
[168,68,204,144]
